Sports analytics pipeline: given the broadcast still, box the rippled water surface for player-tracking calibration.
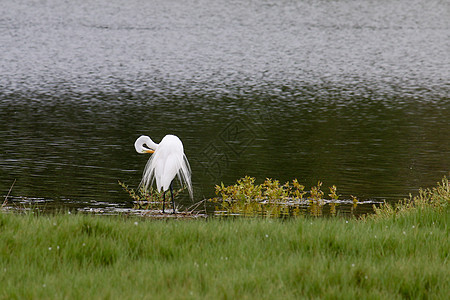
[1,0,449,212]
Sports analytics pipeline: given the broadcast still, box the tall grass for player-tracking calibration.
[368,176,449,220]
[0,207,447,299]
[1,176,448,298]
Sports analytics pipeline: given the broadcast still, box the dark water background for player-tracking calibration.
[1,0,449,213]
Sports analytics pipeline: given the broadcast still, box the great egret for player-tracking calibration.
[134,134,193,213]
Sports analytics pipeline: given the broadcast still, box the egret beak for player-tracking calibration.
[145,149,155,154]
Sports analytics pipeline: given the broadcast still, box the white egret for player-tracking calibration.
[134,134,193,213]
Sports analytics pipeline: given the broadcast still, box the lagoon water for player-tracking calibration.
[0,0,449,212]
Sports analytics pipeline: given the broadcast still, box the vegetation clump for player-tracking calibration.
[210,175,450,218]
[368,176,449,220]
[210,176,345,217]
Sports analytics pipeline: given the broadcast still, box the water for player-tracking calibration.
[1,0,449,213]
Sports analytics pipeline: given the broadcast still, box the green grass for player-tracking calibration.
[0,206,448,299]
[1,176,448,299]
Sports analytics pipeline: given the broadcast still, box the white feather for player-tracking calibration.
[136,134,193,199]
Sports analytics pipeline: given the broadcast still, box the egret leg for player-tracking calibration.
[170,183,175,214]
[162,191,166,213]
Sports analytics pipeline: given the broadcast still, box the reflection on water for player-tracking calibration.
[0,0,449,213]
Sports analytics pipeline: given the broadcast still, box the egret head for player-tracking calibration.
[134,135,157,154]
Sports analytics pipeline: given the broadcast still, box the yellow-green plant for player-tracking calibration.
[211,177,342,218]
[350,195,358,214]
[262,178,289,202]
[328,185,339,216]
[292,179,307,200]
[308,181,324,216]
[215,176,263,202]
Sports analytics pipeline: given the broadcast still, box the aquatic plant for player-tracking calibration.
[210,176,349,217]
[328,185,339,216]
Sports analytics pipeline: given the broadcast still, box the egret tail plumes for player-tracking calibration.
[136,135,193,200]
